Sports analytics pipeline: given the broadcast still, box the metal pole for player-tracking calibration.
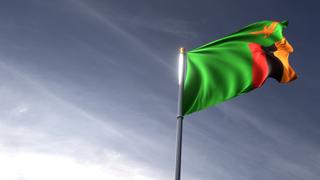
[175,47,186,180]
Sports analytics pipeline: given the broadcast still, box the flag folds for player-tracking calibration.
[182,20,297,115]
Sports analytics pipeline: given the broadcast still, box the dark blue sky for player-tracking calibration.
[0,0,319,179]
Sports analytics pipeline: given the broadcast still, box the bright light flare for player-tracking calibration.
[178,48,185,85]
[0,151,155,180]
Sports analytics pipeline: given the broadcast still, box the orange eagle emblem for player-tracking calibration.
[250,22,278,38]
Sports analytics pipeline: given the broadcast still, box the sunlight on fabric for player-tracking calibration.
[0,151,153,180]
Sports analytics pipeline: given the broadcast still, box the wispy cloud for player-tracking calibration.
[70,0,174,71]
[0,146,157,180]
[0,60,170,179]
[109,14,199,39]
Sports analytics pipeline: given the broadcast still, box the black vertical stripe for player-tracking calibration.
[262,45,284,82]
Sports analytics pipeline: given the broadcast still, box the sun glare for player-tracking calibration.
[0,151,154,180]
[178,53,184,85]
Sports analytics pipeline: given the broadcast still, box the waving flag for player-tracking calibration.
[182,20,297,115]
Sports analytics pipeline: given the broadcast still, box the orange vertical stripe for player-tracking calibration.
[273,38,297,83]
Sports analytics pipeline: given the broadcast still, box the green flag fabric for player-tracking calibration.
[182,20,297,115]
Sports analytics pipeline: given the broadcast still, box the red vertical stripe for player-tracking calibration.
[249,43,269,88]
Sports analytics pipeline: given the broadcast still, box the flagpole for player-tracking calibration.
[175,47,186,180]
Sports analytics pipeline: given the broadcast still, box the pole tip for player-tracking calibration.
[179,47,185,54]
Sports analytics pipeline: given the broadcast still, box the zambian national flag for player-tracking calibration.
[182,20,297,115]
